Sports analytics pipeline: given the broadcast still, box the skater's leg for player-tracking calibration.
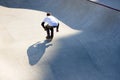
[50,28,54,39]
[46,28,50,39]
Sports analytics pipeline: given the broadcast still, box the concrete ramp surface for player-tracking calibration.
[0,0,120,80]
[89,0,120,11]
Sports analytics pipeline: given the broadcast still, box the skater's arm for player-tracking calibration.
[56,23,59,32]
[41,22,45,28]
[41,22,47,30]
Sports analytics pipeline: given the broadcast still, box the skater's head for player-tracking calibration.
[46,12,51,16]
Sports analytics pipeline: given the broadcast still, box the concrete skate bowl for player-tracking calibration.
[1,0,120,80]
[0,0,120,29]
[88,0,120,12]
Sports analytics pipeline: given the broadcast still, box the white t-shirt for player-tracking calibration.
[43,16,59,26]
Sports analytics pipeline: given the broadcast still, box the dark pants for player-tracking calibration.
[46,27,54,39]
[43,23,59,39]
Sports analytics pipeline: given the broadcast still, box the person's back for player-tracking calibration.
[43,15,59,27]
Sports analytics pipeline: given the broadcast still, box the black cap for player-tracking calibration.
[47,12,51,16]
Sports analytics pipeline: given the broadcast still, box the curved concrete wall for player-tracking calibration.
[0,0,120,80]
[0,0,120,29]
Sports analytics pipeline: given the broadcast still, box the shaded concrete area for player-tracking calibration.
[27,40,52,65]
[0,0,120,80]
[89,0,120,11]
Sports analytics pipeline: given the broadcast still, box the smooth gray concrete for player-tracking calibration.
[0,0,120,80]
[89,0,120,10]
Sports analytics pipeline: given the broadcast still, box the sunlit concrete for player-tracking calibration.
[0,0,120,80]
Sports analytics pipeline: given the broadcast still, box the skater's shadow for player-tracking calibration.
[27,40,52,65]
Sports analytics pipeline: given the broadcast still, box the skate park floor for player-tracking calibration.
[0,0,120,80]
